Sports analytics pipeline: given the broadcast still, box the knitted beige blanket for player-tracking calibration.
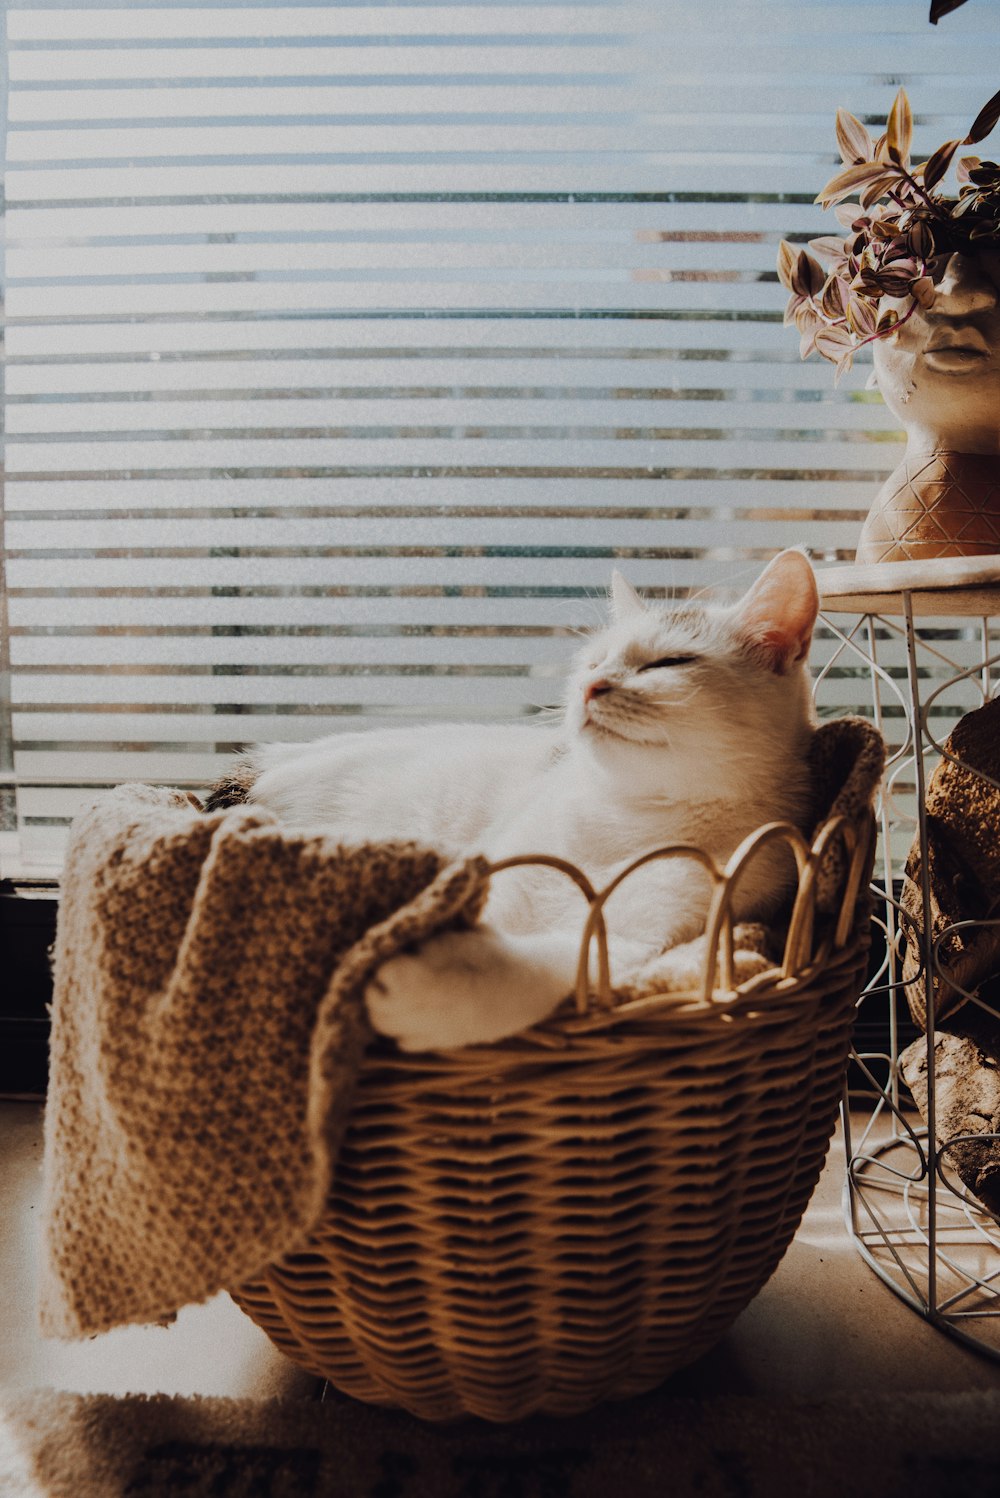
[40,786,489,1340]
[40,716,883,1341]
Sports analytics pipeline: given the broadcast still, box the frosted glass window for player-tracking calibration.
[2,0,997,871]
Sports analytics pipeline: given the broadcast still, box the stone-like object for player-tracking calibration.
[901,697,1000,1030]
[900,1013,1000,1220]
[857,250,1000,565]
[857,450,1000,564]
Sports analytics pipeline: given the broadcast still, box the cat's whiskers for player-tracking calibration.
[644,685,702,712]
[225,548,822,1057]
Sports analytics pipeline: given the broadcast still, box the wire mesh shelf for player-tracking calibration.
[816,558,1000,1363]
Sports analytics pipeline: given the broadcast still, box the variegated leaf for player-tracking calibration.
[808,235,849,263]
[907,220,935,260]
[815,161,890,208]
[886,89,913,167]
[793,301,818,334]
[836,108,874,166]
[846,296,877,338]
[791,249,825,298]
[918,138,960,192]
[965,88,1000,146]
[814,325,854,357]
[834,201,865,229]
[820,275,847,320]
[833,350,855,386]
[859,172,901,211]
[776,240,798,291]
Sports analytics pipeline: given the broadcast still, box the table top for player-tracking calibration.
[815,554,1000,616]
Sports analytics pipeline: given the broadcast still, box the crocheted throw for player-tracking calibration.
[39,787,488,1339]
[39,716,883,1340]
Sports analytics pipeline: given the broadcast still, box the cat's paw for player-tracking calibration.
[364,926,578,1051]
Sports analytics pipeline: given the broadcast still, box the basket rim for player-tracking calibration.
[470,806,875,1039]
[357,920,870,1075]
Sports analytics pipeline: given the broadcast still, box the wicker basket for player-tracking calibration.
[232,814,873,1422]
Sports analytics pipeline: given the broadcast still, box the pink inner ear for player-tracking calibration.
[736,553,819,674]
[755,621,813,673]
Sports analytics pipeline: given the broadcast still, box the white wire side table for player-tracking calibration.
[815,555,1000,1363]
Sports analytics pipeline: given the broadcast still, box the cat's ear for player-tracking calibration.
[731,549,819,675]
[609,569,645,621]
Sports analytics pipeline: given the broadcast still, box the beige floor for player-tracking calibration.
[2,1096,999,1402]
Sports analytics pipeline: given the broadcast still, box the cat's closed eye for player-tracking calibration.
[637,654,697,672]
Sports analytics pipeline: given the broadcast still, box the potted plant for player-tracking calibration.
[778,88,1000,564]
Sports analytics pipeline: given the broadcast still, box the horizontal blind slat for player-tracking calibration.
[6,0,990,871]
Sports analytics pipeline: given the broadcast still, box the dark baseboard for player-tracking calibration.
[1,882,59,1098]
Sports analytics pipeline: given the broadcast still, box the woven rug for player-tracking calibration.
[2,1385,998,1497]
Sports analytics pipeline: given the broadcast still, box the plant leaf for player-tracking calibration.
[930,0,969,21]
[859,172,903,211]
[816,161,893,208]
[833,350,855,386]
[834,201,865,228]
[907,219,935,260]
[808,235,849,263]
[836,108,874,165]
[791,250,826,298]
[886,89,913,166]
[820,275,848,320]
[776,240,798,291]
[918,138,960,192]
[847,296,878,338]
[814,325,854,359]
[965,88,1000,146]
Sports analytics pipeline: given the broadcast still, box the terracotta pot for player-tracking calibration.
[856,450,1000,565]
[856,251,1000,565]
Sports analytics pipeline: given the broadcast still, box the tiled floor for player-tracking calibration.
[3,1095,1000,1402]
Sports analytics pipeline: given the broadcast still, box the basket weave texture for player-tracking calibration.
[232,810,873,1423]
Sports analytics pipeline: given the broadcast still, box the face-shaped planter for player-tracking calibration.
[856,250,1000,564]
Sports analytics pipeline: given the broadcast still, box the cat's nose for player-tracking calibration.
[584,678,612,703]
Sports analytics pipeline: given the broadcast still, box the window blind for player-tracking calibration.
[2,0,998,873]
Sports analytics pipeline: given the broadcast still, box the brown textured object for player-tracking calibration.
[900,697,1000,1030]
[39,785,489,1339]
[856,451,1000,565]
[42,720,882,1418]
[900,1013,1000,1221]
[896,698,1000,1219]
[231,719,883,1423]
[233,942,869,1422]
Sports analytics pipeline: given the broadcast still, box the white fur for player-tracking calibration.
[245,550,820,1050]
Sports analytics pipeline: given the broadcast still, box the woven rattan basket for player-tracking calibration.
[232,813,873,1422]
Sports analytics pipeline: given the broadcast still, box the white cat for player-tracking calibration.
[232,549,820,1050]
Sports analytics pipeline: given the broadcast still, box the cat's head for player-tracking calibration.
[564,549,820,789]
